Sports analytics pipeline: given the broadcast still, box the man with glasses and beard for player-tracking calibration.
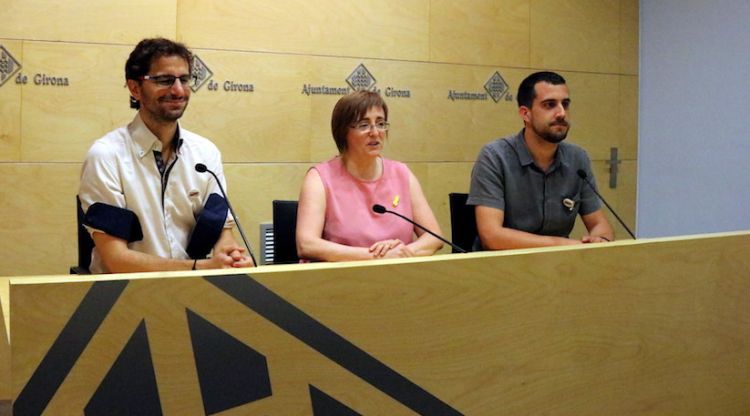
[468,71,614,250]
[78,38,254,273]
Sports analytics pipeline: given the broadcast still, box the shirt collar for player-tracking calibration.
[509,128,565,173]
[508,129,535,167]
[128,113,183,159]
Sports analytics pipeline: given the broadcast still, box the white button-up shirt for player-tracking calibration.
[79,114,233,273]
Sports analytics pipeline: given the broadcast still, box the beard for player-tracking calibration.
[154,96,189,121]
[532,120,569,144]
[139,93,189,123]
[156,108,186,122]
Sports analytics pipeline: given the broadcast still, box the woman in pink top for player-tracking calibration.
[296,91,443,261]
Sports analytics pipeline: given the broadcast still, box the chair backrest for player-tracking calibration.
[272,200,299,264]
[449,193,477,253]
[70,195,94,274]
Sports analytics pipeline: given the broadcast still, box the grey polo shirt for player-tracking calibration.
[468,129,601,239]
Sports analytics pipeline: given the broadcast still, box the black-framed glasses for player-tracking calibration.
[140,74,191,87]
[352,121,390,133]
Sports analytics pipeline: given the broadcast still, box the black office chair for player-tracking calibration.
[272,200,299,264]
[70,195,94,274]
[449,193,477,253]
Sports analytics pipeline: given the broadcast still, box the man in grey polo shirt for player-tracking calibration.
[468,71,614,250]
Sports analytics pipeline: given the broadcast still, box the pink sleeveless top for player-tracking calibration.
[314,157,414,247]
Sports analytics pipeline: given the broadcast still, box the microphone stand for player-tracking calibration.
[373,205,467,253]
[196,164,258,265]
[577,170,635,239]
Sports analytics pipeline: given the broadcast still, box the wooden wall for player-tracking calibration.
[0,0,639,275]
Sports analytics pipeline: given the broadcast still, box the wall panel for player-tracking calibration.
[530,0,620,73]
[0,164,79,275]
[618,75,638,158]
[386,63,523,163]
[0,1,176,44]
[0,41,22,161]
[619,0,639,75]
[20,42,133,162]
[180,51,314,163]
[0,0,177,45]
[178,0,431,61]
[563,72,622,161]
[429,0,530,66]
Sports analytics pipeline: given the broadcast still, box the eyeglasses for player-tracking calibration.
[351,121,390,133]
[140,74,191,87]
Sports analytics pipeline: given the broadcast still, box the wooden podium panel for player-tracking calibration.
[6,231,750,415]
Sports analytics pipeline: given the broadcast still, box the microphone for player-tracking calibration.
[576,169,635,239]
[195,163,257,265]
[372,204,467,253]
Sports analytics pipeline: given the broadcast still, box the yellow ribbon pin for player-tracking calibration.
[392,195,400,207]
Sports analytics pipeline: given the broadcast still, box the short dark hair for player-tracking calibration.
[125,38,193,109]
[516,71,566,108]
[330,90,388,153]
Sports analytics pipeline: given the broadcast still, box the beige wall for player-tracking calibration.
[0,0,638,276]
